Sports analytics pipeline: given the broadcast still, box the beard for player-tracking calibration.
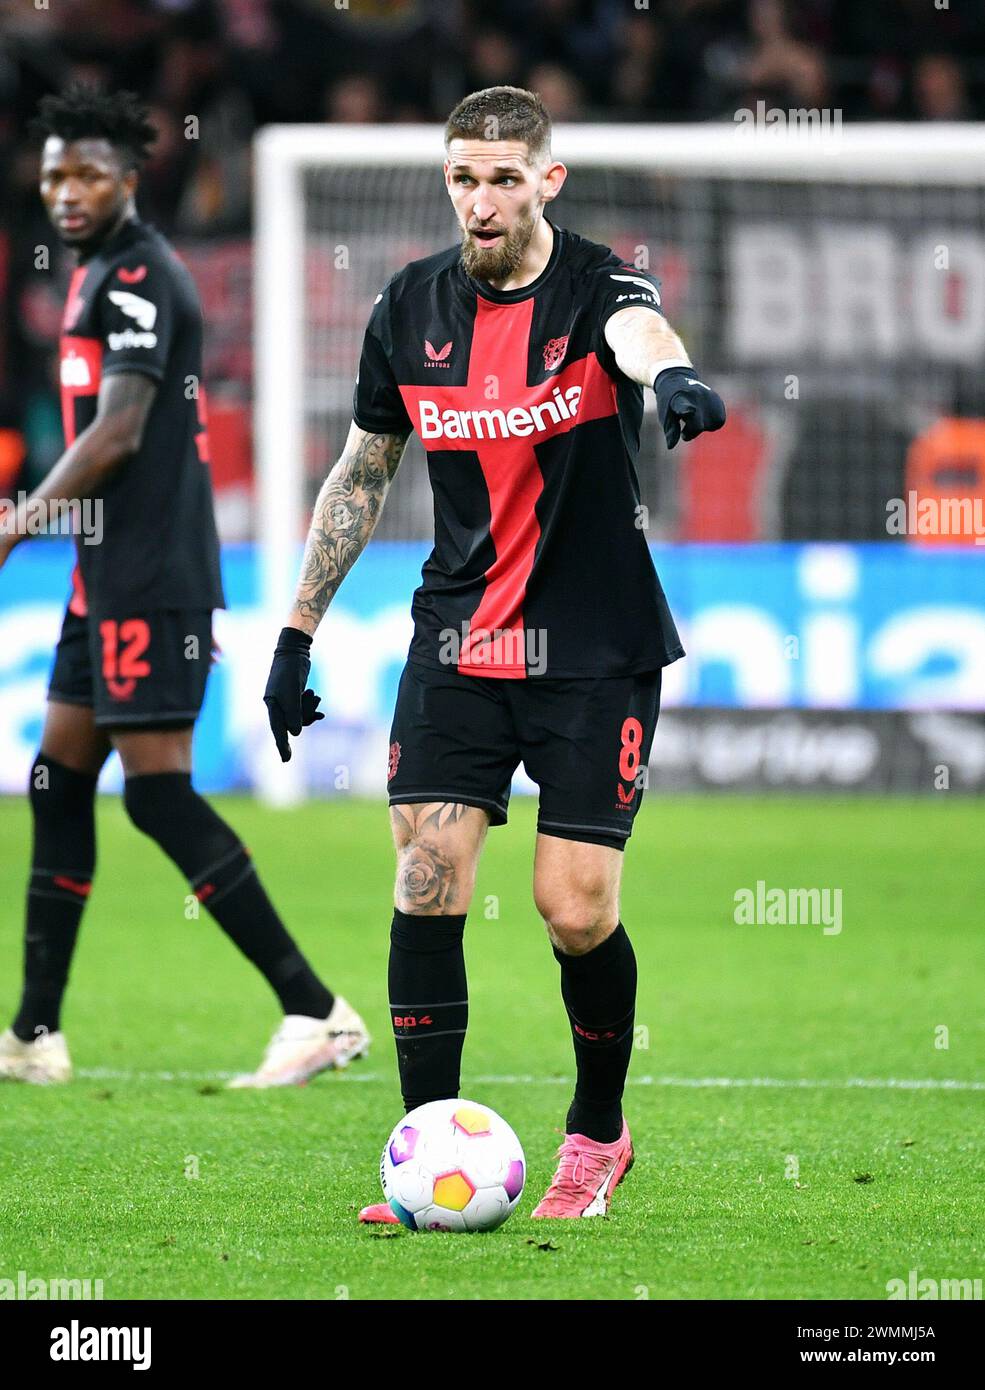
[459,205,538,283]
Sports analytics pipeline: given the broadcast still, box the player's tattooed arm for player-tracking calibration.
[289,422,409,634]
[603,305,691,387]
[0,372,157,563]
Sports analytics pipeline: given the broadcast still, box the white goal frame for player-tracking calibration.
[252,121,985,802]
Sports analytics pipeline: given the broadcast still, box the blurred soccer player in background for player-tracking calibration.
[0,87,369,1088]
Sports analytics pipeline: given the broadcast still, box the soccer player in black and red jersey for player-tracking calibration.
[0,87,369,1087]
[264,86,725,1217]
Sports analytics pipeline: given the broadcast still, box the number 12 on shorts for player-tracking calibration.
[99,618,151,700]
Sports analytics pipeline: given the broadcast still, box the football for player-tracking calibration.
[380,1099,526,1232]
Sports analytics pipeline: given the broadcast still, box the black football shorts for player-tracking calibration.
[386,660,662,850]
[48,606,213,729]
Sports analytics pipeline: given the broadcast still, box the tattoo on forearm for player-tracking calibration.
[295,431,407,624]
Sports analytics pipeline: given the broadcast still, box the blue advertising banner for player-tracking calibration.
[0,541,981,793]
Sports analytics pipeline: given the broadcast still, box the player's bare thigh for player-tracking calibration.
[40,699,112,777]
[390,802,490,916]
[110,726,194,777]
[533,833,624,955]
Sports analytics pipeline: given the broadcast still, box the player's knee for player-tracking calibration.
[534,880,616,955]
[29,753,97,822]
[123,770,193,838]
[394,835,474,915]
[29,756,57,817]
[28,753,98,873]
[544,915,614,956]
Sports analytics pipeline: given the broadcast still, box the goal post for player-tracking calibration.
[252,121,985,802]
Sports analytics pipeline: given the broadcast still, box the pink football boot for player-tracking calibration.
[531,1119,634,1218]
[358,1202,399,1225]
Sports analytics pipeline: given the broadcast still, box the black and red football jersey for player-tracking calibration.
[353,221,684,679]
[58,216,225,619]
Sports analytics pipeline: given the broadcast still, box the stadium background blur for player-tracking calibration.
[1,0,984,799]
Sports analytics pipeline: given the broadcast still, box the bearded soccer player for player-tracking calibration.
[264,86,725,1217]
[0,87,369,1087]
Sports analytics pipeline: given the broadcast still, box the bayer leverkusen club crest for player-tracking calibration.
[387,740,401,782]
[542,335,569,372]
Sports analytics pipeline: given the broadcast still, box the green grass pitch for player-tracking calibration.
[1,792,982,1301]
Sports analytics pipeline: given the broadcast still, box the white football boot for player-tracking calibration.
[0,1028,72,1084]
[227,996,370,1089]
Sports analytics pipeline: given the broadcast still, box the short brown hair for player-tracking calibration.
[444,86,551,165]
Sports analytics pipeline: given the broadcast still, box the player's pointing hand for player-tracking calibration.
[264,626,325,762]
[654,366,727,451]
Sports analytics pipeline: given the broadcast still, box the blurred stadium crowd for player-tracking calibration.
[4,0,984,239]
[1,0,984,505]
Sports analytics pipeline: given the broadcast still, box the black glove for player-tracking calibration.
[654,366,727,450]
[263,626,324,763]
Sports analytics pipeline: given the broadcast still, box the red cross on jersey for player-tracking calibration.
[353,222,684,680]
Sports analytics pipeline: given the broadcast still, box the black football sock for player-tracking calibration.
[12,755,98,1042]
[123,773,333,1018]
[555,923,637,1144]
[388,909,468,1111]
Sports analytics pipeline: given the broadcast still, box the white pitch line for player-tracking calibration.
[72,1069,985,1091]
